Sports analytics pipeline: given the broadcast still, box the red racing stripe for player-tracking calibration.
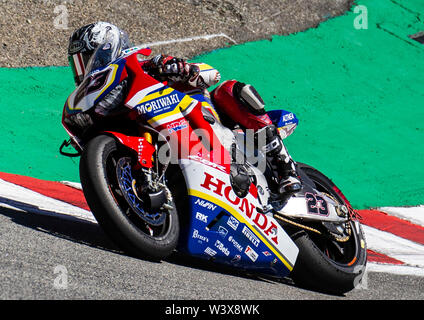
[366,249,404,265]
[0,172,89,211]
[358,209,424,246]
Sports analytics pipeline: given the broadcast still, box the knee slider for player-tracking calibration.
[233,82,266,115]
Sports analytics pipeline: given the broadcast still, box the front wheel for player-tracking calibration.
[79,134,179,260]
[287,163,367,294]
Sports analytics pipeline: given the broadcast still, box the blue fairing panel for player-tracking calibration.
[267,109,298,128]
[178,194,292,278]
[267,109,298,139]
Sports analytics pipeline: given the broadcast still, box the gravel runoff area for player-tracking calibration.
[0,0,353,68]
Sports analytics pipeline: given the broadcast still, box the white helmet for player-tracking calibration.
[68,22,131,86]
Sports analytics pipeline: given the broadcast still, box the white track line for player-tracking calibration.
[378,205,424,227]
[0,179,96,224]
[367,262,424,277]
[138,33,237,48]
[59,181,82,190]
[363,225,424,267]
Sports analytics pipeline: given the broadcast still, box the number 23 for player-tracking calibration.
[305,193,329,216]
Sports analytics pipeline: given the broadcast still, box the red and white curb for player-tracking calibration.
[0,172,94,223]
[1,172,424,277]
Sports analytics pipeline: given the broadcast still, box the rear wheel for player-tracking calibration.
[79,134,179,260]
[287,163,367,294]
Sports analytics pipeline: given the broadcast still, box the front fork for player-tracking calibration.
[106,129,173,211]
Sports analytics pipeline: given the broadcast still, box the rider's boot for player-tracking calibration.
[257,125,302,196]
[212,80,302,196]
[275,152,303,195]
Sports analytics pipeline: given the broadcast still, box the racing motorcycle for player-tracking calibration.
[60,39,367,294]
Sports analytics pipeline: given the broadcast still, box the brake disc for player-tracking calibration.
[116,157,166,226]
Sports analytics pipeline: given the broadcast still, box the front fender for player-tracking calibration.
[104,131,155,168]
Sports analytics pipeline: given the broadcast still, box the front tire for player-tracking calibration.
[79,134,179,260]
[288,163,367,294]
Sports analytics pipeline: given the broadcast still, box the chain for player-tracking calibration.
[274,213,352,243]
[274,213,322,235]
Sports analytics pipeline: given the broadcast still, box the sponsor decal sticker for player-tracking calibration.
[218,226,228,238]
[192,229,209,243]
[214,239,230,256]
[195,198,217,211]
[228,235,243,252]
[195,211,208,223]
[69,40,85,54]
[227,216,239,231]
[189,155,227,173]
[242,226,260,248]
[282,112,295,122]
[245,245,258,262]
[231,254,241,263]
[167,119,188,133]
[137,93,180,114]
[204,247,217,257]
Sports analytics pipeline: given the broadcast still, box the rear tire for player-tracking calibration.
[79,134,179,260]
[288,163,367,294]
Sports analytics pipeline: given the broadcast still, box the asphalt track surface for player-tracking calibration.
[1,0,424,305]
[1,199,423,301]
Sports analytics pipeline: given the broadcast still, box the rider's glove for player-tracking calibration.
[151,55,190,82]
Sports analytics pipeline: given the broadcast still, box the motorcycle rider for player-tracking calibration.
[67,22,302,196]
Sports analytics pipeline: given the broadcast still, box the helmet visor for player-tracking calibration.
[85,31,122,75]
